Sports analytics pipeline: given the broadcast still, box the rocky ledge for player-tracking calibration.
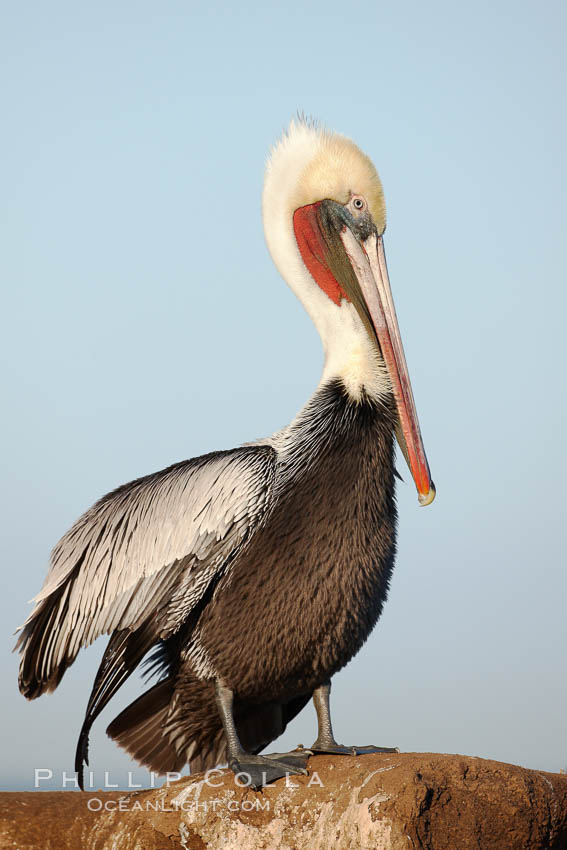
[2,752,566,849]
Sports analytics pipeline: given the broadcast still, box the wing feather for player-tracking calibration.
[17,446,276,698]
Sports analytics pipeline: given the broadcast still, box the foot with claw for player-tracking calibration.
[264,747,313,767]
[311,741,399,755]
[230,749,311,789]
[215,682,314,788]
[310,682,399,757]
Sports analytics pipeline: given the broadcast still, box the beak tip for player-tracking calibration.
[418,481,436,506]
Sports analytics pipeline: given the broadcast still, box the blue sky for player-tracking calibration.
[1,0,566,789]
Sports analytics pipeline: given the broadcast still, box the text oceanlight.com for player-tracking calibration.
[87,797,273,813]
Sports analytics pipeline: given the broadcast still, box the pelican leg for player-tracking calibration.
[310,681,399,755]
[214,681,310,788]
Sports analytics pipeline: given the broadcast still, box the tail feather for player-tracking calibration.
[107,678,187,774]
[107,669,312,776]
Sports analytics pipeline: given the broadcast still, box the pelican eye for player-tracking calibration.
[350,196,366,212]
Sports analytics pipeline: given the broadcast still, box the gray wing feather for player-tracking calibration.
[17,446,276,698]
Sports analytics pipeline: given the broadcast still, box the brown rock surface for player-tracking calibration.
[1,753,566,850]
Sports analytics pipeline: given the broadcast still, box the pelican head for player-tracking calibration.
[263,118,435,506]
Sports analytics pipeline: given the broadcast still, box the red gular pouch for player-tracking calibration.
[293,202,351,306]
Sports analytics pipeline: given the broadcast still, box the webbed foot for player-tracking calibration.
[311,739,399,755]
[311,682,398,759]
[229,750,310,789]
[264,746,313,767]
[352,745,399,755]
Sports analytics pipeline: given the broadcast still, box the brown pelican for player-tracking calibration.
[17,118,435,789]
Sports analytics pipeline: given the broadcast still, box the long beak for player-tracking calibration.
[340,228,435,506]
